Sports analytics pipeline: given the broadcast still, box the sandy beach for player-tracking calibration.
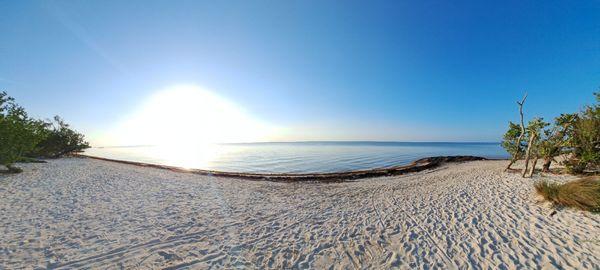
[1,157,598,269]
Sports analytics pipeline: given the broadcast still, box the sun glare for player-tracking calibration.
[101,85,279,168]
[111,85,278,147]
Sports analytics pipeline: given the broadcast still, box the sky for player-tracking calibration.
[1,0,599,146]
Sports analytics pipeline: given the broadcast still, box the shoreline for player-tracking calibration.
[78,154,491,182]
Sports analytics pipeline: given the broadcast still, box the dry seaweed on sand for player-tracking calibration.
[535,176,600,213]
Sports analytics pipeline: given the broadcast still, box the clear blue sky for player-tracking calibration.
[1,1,599,145]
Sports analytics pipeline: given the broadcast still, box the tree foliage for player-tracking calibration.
[505,91,600,176]
[0,91,90,173]
[521,117,548,177]
[526,117,549,141]
[0,92,46,172]
[537,113,578,172]
[501,121,524,161]
[564,93,600,173]
[30,116,90,158]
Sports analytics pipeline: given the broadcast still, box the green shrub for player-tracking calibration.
[29,116,90,158]
[535,113,577,171]
[535,177,600,212]
[501,122,524,161]
[564,93,600,174]
[0,92,46,172]
[0,91,90,173]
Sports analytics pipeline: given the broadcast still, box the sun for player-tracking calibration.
[111,84,278,147]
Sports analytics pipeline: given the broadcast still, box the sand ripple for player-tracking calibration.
[0,158,598,269]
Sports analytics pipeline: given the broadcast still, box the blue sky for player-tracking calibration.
[1,1,599,145]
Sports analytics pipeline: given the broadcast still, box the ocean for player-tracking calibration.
[84,141,508,173]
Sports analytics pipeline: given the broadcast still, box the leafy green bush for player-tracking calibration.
[30,116,90,158]
[537,113,578,172]
[535,177,600,212]
[501,121,524,164]
[0,91,90,173]
[0,92,46,172]
[564,93,600,174]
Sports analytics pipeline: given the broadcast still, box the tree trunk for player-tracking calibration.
[527,157,538,177]
[505,159,516,171]
[522,134,536,177]
[542,158,552,172]
[507,93,527,171]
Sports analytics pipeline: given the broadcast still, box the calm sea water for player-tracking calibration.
[84,142,508,173]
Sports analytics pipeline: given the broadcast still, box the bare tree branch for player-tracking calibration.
[505,92,527,171]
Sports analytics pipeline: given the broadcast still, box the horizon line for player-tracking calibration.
[92,140,501,148]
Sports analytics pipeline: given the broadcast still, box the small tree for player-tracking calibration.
[502,121,524,170]
[522,117,548,177]
[0,91,90,173]
[538,113,578,172]
[30,116,90,158]
[503,91,599,176]
[565,92,600,173]
[504,93,527,171]
[0,92,46,172]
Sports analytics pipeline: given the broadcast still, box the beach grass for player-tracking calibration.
[535,177,600,213]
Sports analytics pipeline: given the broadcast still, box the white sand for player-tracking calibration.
[0,158,598,269]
